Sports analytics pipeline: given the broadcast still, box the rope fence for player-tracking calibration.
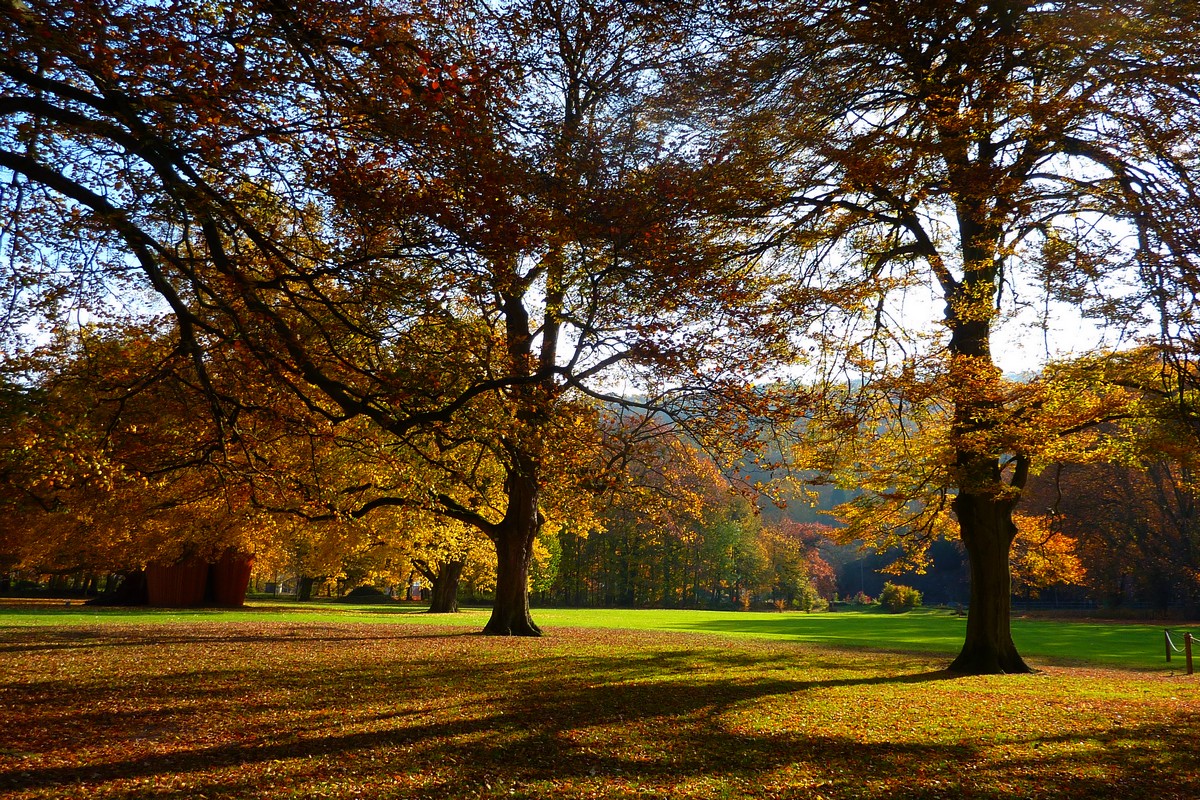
[1164,629,1195,675]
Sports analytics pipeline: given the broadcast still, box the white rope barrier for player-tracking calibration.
[1165,629,1195,675]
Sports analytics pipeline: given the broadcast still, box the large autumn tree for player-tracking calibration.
[0,0,796,633]
[707,0,1200,672]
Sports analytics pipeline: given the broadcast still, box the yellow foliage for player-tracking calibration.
[1010,513,1085,596]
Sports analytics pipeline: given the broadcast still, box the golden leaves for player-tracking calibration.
[1010,513,1085,596]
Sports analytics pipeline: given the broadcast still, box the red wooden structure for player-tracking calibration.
[144,550,253,607]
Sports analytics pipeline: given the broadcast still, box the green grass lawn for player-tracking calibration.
[0,613,1196,800]
[3,600,1194,671]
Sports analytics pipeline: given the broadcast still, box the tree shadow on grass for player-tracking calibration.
[6,700,1196,799]
[0,637,958,795]
[0,674,969,791]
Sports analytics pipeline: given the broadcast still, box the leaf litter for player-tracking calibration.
[0,621,1196,799]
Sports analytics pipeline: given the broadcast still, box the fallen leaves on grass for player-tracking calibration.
[0,622,1196,799]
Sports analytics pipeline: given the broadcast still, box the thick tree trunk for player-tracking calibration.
[427,559,464,614]
[296,575,316,602]
[949,486,1032,674]
[483,466,542,636]
[484,526,541,635]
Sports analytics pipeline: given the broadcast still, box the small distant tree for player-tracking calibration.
[879,582,922,614]
[761,522,832,611]
[408,520,495,614]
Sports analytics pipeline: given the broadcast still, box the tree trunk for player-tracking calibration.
[86,569,148,606]
[427,559,464,614]
[949,491,1031,674]
[937,202,1035,673]
[483,465,542,636]
[485,525,541,635]
[296,575,316,601]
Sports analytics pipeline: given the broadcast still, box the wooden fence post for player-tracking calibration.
[1186,633,1194,676]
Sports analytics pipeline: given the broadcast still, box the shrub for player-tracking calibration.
[792,583,828,612]
[848,591,874,606]
[879,581,922,613]
[338,585,393,604]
